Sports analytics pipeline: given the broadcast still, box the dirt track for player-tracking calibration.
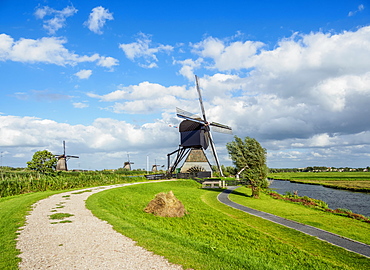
[17,181,183,270]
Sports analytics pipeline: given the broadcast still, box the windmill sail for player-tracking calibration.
[176,107,203,121]
[194,75,231,176]
[210,123,233,134]
[177,107,232,134]
[195,75,207,122]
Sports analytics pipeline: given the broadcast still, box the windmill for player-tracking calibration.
[123,154,134,170]
[55,141,79,171]
[167,75,232,177]
[152,159,164,172]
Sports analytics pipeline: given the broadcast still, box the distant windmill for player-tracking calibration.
[152,159,164,172]
[55,141,79,171]
[123,154,134,170]
[167,75,232,176]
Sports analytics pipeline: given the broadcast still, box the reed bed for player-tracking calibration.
[0,171,144,197]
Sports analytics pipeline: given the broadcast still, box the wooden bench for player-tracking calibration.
[202,180,226,188]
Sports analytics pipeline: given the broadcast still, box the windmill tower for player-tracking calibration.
[167,75,232,177]
[123,154,134,170]
[55,141,79,171]
[152,159,164,172]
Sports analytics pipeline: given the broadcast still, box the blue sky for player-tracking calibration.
[1,0,370,170]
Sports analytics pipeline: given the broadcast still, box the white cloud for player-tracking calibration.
[84,6,114,34]
[82,26,370,168]
[174,58,203,80]
[348,4,365,16]
[119,33,173,68]
[73,102,89,108]
[34,5,78,35]
[87,81,193,114]
[75,69,92,79]
[0,34,119,68]
[97,56,119,69]
[89,81,189,101]
[192,37,264,71]
[0,115,177,169]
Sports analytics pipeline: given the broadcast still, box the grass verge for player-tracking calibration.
[229,186,370,245]
[49,213,74,220]
[86,180,369,270]
[0,190,61,270]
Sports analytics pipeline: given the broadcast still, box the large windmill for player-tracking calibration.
[167,75,232,177]
[55,141,79,171]
[123,154,134,170]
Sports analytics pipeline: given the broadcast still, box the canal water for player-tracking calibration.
[268,180,370,217]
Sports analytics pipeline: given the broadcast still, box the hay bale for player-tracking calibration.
[144,191,187,217]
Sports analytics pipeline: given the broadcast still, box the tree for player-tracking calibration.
[27,150,57,174]
[226,136,268,198]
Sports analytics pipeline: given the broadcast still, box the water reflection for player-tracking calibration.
[268,180,370,217]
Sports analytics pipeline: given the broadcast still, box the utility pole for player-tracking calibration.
[0,152,3,181]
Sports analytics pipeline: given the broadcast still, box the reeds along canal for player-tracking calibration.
[268,180,370,217]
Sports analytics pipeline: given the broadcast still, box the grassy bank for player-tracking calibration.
[0,191,62,269]
[268,171,370,191]
[86,180,369,269]
[230,186,370,245]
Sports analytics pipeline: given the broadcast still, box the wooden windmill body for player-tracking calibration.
[152,159,164,172]
[123,154,134,170]
[167,75,232,177]
[55,141,79,171]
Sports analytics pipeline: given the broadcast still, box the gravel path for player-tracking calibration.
[16,181,184,270]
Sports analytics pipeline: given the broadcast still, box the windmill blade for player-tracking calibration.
[177,114,207,127]
[205,131,224,177]
[209,122,233,134]
[195,75,208,123]
[63,140,66,156]
[176,107,203,121]
[66,155,79,158]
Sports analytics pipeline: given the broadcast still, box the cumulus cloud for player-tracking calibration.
[174,58,203,80]
[83,26,370,167]
[87,81,194,114]
[34,5,78,34]
[119,33,173,68]
[97,56,119,69]
[84,6,114,34]
[0,115,177,169]
[73,102,89,108]
[0,34,119,68]
[3,24,370,168]
[348,4,365,16]
[186,27,370,131]
[191,37,264,71]
[75,69,92,79]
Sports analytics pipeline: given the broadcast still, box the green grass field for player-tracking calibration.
[2,179,369,269]
[0,191,62,270]
[86,180,369,269]
[230,186,370,244]
[268,171,370,191]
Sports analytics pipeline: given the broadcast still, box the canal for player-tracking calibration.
[268,180,370,217]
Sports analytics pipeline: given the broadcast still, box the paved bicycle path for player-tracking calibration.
[218,187,370,258]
